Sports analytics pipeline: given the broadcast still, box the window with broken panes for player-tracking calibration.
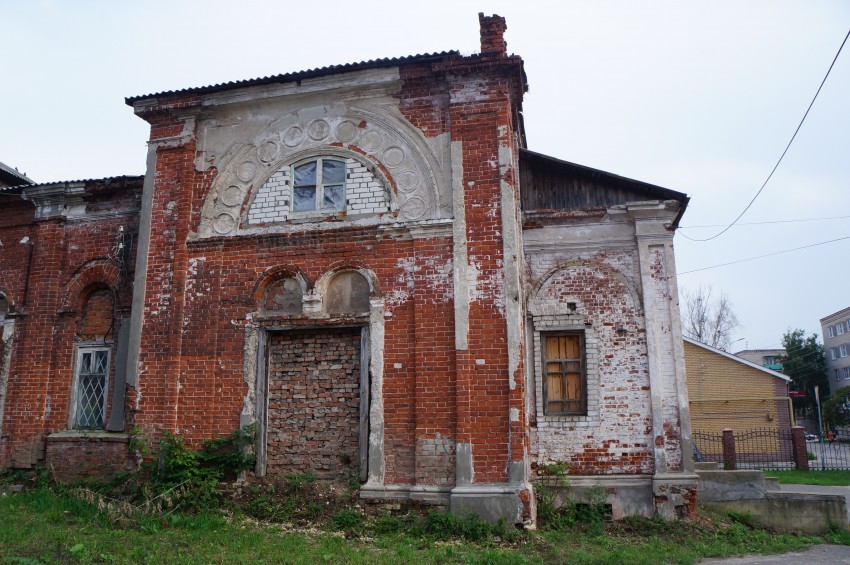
[74,347,109,429]
[543,332,586,415]
[292,158,346,213]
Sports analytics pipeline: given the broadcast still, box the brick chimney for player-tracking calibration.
[479,13,507,56]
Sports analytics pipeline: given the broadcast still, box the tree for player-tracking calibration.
[680,285,740,351]
[824,387,850,429]
[780,328,829,413]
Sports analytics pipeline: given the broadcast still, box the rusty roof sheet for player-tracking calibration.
[125,51,460,105]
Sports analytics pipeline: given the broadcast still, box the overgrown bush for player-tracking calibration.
[71,424,256,521]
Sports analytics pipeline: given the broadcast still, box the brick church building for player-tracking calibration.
[0,14,696,524]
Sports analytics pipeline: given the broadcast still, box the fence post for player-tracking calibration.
[791,426,809,471]
[722,428,736,470]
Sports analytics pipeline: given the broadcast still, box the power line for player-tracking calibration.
[677,235,850,275]
[680,214,850,229]
[684,28,850,242]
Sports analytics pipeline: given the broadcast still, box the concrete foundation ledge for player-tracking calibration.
[697,469,768,502]
[652,473,699,520]
[450,484,527,525]
[359,484,452,505]
[543,475,654,519]
[702,492,848,534]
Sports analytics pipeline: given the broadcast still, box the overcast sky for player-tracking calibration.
[3,0,848,350]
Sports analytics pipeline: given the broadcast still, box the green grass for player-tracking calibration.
[763,470,850,486]
[1,486,849,564]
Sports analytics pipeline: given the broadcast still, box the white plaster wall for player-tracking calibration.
[526,230,655,475]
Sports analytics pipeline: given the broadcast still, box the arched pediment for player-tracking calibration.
[528,260,642,318]
[196,104,447,238]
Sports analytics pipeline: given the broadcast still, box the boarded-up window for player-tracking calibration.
[544,332,586,415]
[325,271,370,315]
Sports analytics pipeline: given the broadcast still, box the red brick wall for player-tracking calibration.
[81,290,114,338]
[0,178,141,470]
[266,329,361,477]
[45,434,131,483]
[125,50,527,495]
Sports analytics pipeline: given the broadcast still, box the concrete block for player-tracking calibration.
[697,470,767,502]
[703,492,847,534]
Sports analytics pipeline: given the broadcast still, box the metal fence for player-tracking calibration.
[733,428,795,470]
[806,438,850,471]
[693,428,796,471]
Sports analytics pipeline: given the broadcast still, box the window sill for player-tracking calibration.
[48,430,129,442]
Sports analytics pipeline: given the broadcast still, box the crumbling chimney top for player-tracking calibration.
[479,12,507,56]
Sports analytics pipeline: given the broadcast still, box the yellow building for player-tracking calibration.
[684,337,792,437]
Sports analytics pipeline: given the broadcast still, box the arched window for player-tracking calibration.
[292,158,346,213]
[247,155,389,225]
[72,288,114,429]
[326,271,371,315]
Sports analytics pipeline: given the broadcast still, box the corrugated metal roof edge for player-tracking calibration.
[125,51,461,105]
[0,161,34,185]
[0,174,144,194]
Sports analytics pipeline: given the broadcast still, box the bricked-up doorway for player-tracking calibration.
[262,327,369,481]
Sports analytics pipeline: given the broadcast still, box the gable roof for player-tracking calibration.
[684,336,790,382]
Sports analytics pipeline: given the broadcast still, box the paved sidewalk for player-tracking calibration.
[700,544,850,564]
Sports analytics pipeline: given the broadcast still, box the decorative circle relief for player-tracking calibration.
[382,146,405,168]
[200,110,443,238]
[257,141,279,164]
[400,196,427,220]
[213,213,237,235]
[396,170,419,193]
[335,120,358,143]
[283,126,304,147]
[221,185,244,207]
[360,130,383,154]
[307,119,330,141]
[236,161,257,182]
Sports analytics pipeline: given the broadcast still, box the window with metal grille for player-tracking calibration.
[543,332,586,415]
[73,347,110,429]
[292,158,346,213]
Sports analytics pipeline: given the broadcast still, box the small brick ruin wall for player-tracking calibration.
[45,434,131,483]
[266,329,361,478]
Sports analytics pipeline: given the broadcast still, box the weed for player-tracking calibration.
[331,509,362,530]
[285,472,317,492]
[424,509,517,542]
[535,482,609,534]
[726,510,755,527]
